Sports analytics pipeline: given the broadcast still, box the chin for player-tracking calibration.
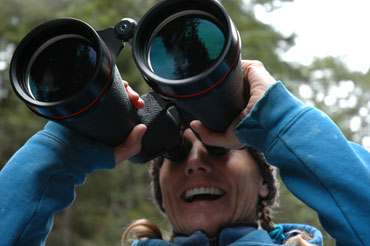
[183,219,224,237]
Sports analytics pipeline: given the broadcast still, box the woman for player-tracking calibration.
[0,61,369,245]
[122,60,370,246]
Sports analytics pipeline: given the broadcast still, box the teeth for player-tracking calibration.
[184,187,224,200]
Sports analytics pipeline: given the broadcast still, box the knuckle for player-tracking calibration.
[253,60,263,66]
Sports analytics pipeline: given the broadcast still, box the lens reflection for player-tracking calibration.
[149,15,225,80]
[28,37,97,102]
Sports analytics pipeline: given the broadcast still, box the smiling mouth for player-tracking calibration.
[183,187,225,203]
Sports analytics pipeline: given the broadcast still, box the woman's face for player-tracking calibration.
[159,129,268,237]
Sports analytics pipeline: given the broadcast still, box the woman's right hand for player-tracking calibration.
[190,60,276,149]
[114,124,147,165]
[114,81,147,165]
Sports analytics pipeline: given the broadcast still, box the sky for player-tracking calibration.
[254,0,370,73]
[253,0,370,149]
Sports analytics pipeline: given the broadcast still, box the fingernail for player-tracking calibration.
[190,122,199,132]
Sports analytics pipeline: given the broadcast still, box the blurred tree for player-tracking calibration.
[1,0,369,245]
[296,57,370,144]
[0,0,159,245]
[0,0,51,175]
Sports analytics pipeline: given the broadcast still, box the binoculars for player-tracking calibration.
[9,0,248,163]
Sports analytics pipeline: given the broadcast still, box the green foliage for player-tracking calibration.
[249,0,294,12]
[1,0,369,245]
[291,57,370,143]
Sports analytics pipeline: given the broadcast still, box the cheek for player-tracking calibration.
[159,167,173,205]
[229,178,260,223]
[235,169,259,202]
[159,167,185,231]
[227,159,261,222]
[159,162,175,192]
[158,167,167,190]
[159,165,180,210]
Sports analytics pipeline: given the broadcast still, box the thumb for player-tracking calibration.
[114,124,147,165]
[190,120,224,146]
[190,120,244,149]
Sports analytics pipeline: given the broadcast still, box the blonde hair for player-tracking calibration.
[121,219,163,246]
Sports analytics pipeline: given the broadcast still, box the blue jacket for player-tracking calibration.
[0,82,369,245]
[133,224,322,246]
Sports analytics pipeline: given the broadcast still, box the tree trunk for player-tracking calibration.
[61,206,74,246]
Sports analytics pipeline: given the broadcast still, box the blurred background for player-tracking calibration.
[1,0,369,245]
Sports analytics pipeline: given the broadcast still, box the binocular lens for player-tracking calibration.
[27,35,97,102]
[149,14,225,80]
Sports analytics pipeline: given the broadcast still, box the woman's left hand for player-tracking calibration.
[190,60,276,149]
[190,118,243,150]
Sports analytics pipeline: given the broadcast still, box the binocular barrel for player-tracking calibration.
[10,18,140,148]
[9,0,247,163]
[133,0,247,132]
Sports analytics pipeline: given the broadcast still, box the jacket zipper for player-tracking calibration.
[209,237,218,246]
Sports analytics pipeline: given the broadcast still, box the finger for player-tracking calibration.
[114,124,147,164]
[242,60,264,77]
[242,59,264,69]
[191,119,245,150]
[126,85,139,101]
[125,84,145,109]
[242,60,276,95]
[131,95,145,109]
[190,120,229,147]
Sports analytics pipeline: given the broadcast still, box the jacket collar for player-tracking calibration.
[133,223,323,246]
[173,224,258,246]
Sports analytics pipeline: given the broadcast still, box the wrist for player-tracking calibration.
[234,81,307,151]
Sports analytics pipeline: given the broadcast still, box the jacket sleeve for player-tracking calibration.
[0,121,115,246]
[234,82,370,246]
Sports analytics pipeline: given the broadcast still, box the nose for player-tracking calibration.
[184,141,213,176]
